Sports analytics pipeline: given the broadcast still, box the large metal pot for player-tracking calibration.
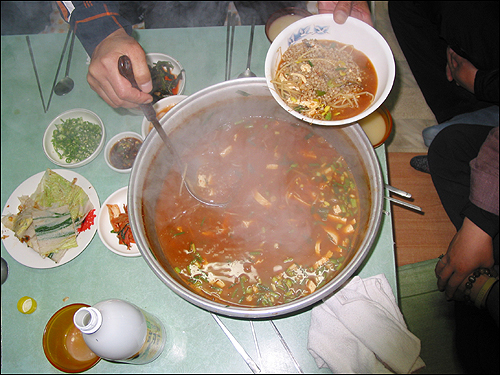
[129,78,383,319]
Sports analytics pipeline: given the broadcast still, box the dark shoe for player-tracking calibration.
[410,155,430,174]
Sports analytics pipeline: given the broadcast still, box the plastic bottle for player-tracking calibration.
[73,299,165,364]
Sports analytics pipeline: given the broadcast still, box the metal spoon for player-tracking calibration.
[54,30,76,96]
[118,55,235,207]
[238,20,256,78]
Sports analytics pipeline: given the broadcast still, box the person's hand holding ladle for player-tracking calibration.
[54,31,76,96]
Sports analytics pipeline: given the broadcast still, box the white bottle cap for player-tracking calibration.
[73,307,103,334]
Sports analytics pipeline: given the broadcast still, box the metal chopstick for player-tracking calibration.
[26,36,46,112]
[250,321,262,368]
[225,11,231,80]
[211,314,261,373]
[384,196,422,212]
[46,28,72,112]
[384,184,422,212]
[225,12,236,81]
[385,184,412,198]
[269,320,303,373]
[229,13,236,79]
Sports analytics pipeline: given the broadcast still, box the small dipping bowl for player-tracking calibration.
[43,303,101,373]
[104,132,143,173]
[265,7,312,42]
[357,105,393,148]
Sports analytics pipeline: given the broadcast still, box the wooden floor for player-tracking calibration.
[387,152,457,267]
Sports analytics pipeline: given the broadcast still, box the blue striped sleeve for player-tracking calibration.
[56,1,132,56]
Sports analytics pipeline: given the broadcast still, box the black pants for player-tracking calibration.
[388,1,499,123]
[428,124,499,373]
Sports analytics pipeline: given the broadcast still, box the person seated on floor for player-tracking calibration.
[430,124,498,373]
[388,1,498,173]
[55,1,373,109]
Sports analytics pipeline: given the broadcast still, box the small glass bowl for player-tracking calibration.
[358,105,393,148]
[43,303,101,373]
[265,7,312,42]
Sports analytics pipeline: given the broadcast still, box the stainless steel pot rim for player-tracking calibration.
[129,78,384,319]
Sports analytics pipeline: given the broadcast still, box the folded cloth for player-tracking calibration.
[308,274,425,373]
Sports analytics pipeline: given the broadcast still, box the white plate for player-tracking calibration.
[1,170,100,269]
[97,187,140,257]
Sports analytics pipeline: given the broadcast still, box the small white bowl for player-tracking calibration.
[104,132,143,173]
[265,15,395,126]
[43,109,105,168]
[97,186,140,257]
[141,95,188,139]
[146,52,186,99]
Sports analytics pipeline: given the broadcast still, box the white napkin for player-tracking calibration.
[307,274,425,373]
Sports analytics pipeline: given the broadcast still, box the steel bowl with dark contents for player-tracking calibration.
[128,78,383,319]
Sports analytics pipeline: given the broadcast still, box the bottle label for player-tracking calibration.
[124,309,165,364]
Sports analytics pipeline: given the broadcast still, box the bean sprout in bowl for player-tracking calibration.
[128,78,383,319]
[265,15,395,126]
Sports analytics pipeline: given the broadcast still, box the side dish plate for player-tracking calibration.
[1,170,100,269]
[97,187,140,257]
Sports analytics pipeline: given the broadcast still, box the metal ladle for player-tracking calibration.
[238,21,256,78]
[118,55,234,208]
[54,30,76,96]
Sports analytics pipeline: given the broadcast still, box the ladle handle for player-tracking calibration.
[65,31,76,77]
[118,55,191,190]
[117,55,157,122]
[118,55,140,90]
[118,55,228,208]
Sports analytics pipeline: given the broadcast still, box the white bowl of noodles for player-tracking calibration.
[265,14,395,126]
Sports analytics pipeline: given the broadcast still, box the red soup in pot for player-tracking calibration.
[153,116,360,307]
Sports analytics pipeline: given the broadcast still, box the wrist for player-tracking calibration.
[457,268,499,308]
[475,277,497,308]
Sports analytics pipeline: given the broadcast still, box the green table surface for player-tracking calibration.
[1,27,396,373]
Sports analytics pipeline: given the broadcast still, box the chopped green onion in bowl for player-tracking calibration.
[43,109,105,168]
[51,117,102,163]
